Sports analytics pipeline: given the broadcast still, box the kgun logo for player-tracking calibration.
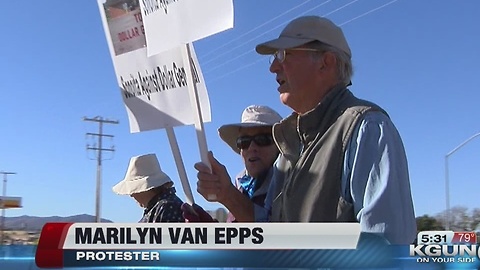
[410,244,479,263]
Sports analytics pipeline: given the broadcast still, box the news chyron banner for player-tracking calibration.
[35,222,366,268]
[97,0,211,133]
[28,224,480,268]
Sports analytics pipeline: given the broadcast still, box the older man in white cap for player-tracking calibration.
[254,16,416,244]
[113,153,184,222]
[193,16,417,245]
[187,105,282,222]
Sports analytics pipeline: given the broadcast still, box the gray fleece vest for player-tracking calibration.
[271,86,387,222]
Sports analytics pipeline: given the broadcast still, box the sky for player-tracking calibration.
[0,0,479,223]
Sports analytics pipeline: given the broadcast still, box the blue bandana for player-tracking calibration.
[238,174,257,199]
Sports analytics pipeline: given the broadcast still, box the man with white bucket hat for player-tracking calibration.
[113,153,184,222]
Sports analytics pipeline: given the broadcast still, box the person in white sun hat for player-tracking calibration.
[184,105,282,222]
[113,153,184,222]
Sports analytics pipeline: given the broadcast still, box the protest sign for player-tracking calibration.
[97,0,213,204]
[139,0,234,57]
[97,0,211,133]
[139,0,233,191]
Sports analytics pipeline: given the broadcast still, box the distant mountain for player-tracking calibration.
[4,214,113,231]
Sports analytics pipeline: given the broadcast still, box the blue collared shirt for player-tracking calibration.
[255,111,417,245]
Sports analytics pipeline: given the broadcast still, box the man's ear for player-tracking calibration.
[322,51,337,70]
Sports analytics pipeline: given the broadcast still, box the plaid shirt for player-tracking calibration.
[139,187,185,223]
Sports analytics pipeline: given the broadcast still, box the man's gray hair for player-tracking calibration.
[306,41,353,86]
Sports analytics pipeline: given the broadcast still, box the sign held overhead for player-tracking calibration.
[140,0,234,56]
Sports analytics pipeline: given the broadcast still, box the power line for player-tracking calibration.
[205,49,255,75]
[339,0,398,26]
[0,171,16,245]
[200,0,313,60]
[203,0,358,74]
[202,0,333,67]
[83,116,118,223]
[205,0,397,81]
[321,0,360,17]
[209,58,265,84]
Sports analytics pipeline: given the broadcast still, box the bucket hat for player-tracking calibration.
[218,105,282,154]
[112,153,172,195]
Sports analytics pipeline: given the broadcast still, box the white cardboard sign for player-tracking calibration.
[97,0,211,132]
[140,0,234,56]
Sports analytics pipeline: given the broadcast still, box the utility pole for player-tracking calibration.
[0,171,16,245]
[83,116,118,223]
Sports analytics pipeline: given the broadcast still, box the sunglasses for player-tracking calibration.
[236,133,274,150]
[269,48,320,64]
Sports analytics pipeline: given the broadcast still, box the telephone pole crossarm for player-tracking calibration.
[86,133,114,138]
[83,117,119,125]
[86,147,115,152]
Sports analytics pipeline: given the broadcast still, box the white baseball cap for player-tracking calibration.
[256,16,351,58]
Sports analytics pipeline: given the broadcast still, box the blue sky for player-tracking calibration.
[1,0,479,222]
